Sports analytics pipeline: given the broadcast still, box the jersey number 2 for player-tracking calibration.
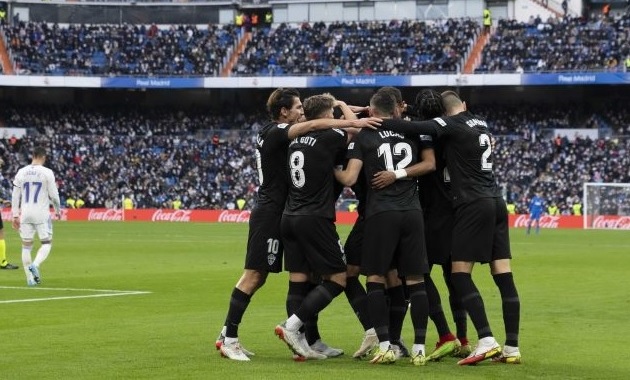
[479,134,493,171]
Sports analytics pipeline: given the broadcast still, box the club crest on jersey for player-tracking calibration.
[348,142,355,150]
[267,254,276,265]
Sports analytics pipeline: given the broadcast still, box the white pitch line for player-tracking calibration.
[0,286,148,293]
[0,291,151,304]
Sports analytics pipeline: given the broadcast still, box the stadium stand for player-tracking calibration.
[232,19,479,75]
[2,14,628,77]
[2,22,240,76]
[1,105,628,214]
[476,13,630,73]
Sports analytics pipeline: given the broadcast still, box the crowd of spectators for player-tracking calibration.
[477,13,630,73]
[232,19,479,76]
[2,14,629,76]
[2,22,239,76]
[1,105,629,215]
[495,135,630,214]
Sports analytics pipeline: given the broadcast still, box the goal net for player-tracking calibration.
[583,183,630,230]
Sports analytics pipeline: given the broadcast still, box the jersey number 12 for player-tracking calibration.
[377,142,412,170]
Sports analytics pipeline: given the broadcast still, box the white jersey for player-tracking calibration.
[12,164,61,224]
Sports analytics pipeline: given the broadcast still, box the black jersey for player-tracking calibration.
[347,128,421,219]
[417,135,453,216]
[381,111,502,207]
[284,128,348,219]
[254,121,292,212]
[351,169,368,217]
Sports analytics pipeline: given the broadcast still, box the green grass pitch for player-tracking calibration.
[1,222,629,379]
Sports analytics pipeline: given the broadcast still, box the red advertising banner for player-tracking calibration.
[509,214,582,229]
[586,215,630,230]
[6,209,626,230]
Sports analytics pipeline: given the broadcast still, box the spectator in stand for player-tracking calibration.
[483,7,492,34]
[562,0,568,17]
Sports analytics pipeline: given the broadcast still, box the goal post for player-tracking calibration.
[583,183,630,230]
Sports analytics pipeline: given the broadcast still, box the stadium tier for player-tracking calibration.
[232,19,478,75]
[1,13,627,77]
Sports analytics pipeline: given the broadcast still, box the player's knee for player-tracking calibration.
[326,272,346,288]
[237,270,268,292]
[405,275,424,285]
[490,259,511,275]
[346,265,361,277]
[385,270,402,287]
[289,272,309,283]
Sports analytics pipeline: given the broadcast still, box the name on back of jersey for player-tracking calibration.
[465,118,488,128]
[378,130,405,140]
[290,136,317,147]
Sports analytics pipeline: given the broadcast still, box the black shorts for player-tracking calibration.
[362,210,429,277]
[244,207,283,273]
[281,214,346,275]
[451,197,512,264]
[425,212,454,266]
[344,215,365,267]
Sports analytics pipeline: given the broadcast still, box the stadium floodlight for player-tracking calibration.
[583,183,630,230]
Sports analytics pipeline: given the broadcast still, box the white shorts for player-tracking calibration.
[20,221,53,242]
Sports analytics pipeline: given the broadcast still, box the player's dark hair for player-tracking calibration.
[267,88,300,120]
[376,86,404,106]
[415,89,445,120]
[370,91,397,117]
[33,146,47,159]
[303,93,336,121]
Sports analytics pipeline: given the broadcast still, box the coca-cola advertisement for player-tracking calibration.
[589,216,630,230]
[151,209,193,222]
[218,210,251,223]
[509,214,582,229]
[6,209,627,229]
[88,209,123,221]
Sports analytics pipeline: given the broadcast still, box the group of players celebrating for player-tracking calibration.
[215,86,522,366]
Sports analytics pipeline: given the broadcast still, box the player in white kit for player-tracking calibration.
[11,147,61,286]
